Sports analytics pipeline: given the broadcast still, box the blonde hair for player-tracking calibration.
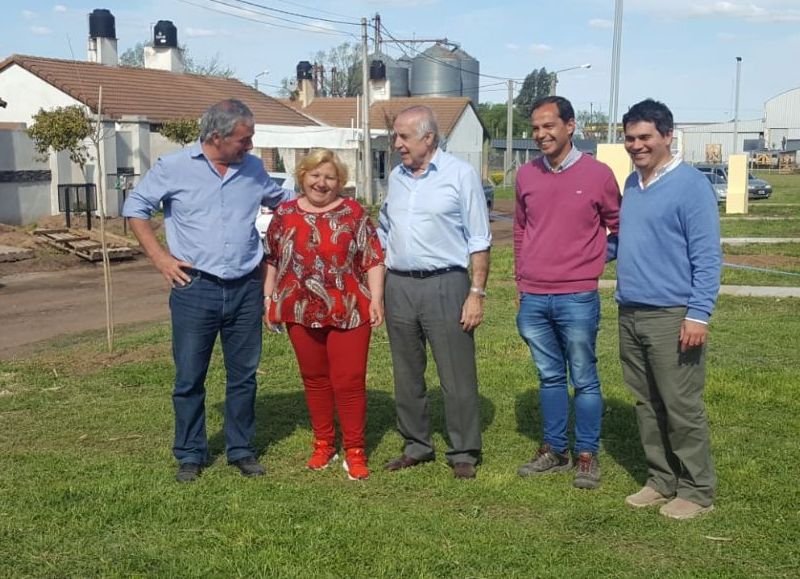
[294,148,349,194]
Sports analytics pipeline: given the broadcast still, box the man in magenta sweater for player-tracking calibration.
[514,96,621,489]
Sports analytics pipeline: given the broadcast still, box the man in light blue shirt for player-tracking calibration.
[123,99,291,483]
[378,105,491,480]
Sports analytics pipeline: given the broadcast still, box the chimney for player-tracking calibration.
[143,20,186,74]
[87,8,118,66]
[369,59,390,104]
[296,61,315,108]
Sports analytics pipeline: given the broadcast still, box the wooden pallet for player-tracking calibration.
[32,228,134,262]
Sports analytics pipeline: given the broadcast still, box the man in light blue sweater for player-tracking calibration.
[615,99,721,520]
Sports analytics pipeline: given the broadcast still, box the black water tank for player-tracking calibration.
[88,8,116,39]
[297,61,313,81]
[370,60,386,81]
[153,20,178,47]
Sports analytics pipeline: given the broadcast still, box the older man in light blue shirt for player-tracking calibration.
[379,105,491,480]
[123,99,291,483]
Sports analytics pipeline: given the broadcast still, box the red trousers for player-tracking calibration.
[286,323,371,450]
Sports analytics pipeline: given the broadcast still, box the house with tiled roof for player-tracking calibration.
[0,53,322,220]
[279,79,487,202]
[0,9,325,223]
[285,95,486,178]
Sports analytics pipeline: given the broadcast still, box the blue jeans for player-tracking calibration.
[516,291,602,454]
[169,269,263,465]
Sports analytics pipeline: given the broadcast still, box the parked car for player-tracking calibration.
[483,181,495,212]
[255,172,296,239]
[703,173,727,203]
[694,163,772,199]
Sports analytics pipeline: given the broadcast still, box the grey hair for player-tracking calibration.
[199,99,254,142]
[398,105,440,147]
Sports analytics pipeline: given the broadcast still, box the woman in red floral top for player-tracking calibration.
[263,149,384,480]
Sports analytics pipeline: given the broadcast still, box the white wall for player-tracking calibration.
[0,129,52,224]
[149,131,182,164]
[677,119,763,163]
[0,65,83,126]
[442,107,483,178]
[764,87,800,138]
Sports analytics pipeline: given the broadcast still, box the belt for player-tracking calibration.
[388,266,466,279]
[186,266,261,285]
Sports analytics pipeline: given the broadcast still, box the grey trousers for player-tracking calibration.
[618,306,716,506]
[384,270,482,465]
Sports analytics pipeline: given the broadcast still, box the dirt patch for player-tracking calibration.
[490,199,514,247]
[0,216,158,276]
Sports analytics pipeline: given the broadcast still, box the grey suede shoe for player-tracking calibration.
[518,444,573,477]
[573,452,600,490]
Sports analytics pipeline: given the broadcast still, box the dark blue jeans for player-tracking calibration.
[169,269,263,465]
[516,291,603,454]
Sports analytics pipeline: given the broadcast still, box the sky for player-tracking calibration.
[2,0,799,123]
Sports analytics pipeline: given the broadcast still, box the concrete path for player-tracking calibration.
[721,237,800,244]
[598,279,800,297]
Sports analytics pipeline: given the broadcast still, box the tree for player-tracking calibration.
[313,41,361,97]
[279,41,362,98]
[476,103,528,139]
[160,118,200,146]
[27,100,116,352]
[119,41,235,78]
[27,105,92,167]
[515,67,552,120]
[576,109,609,141]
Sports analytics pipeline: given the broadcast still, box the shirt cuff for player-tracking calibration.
[684,317,708,325]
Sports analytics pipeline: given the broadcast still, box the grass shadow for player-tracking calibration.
[209,388,398,461]
[406,388,496,459]
[602,396,648,485]
[514,387,647,483]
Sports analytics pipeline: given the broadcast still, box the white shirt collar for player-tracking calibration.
[636,154,682,189]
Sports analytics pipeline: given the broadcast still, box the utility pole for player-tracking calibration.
[361,17,373,204]
[374,13,381,53]
[504,79,514,187]
[607,0,623,143]
[733,56,742,155]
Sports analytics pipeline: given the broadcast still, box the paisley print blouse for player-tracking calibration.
[265,198,384,329]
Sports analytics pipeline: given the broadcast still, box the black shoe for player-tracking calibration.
[231,456,266,477]
[176,462,201,483]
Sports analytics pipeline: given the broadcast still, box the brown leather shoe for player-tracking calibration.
[452,462,477,479]
[384,454,433,471]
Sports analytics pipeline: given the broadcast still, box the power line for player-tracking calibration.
[226,0,360,25]
[175,0,356,37]
[378,23,524,82]
[271,0,357,20]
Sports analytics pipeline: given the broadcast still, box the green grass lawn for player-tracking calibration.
[719,218,800,238]
[753,171,800,205]
[601,253,800,287]
[494,185,514,201]
[1,249,799,577]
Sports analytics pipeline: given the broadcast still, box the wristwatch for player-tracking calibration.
[470,286,486,298]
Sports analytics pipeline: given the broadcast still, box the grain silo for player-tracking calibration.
[410,44,462,99]
[453,47,480,104]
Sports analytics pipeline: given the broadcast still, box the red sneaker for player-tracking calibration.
[343,448,370,480]
[306,440,338,470]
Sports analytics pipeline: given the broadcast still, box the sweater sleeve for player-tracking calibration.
[600,171,622,262]
[513,170,526,278]
[683,180,722,322]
